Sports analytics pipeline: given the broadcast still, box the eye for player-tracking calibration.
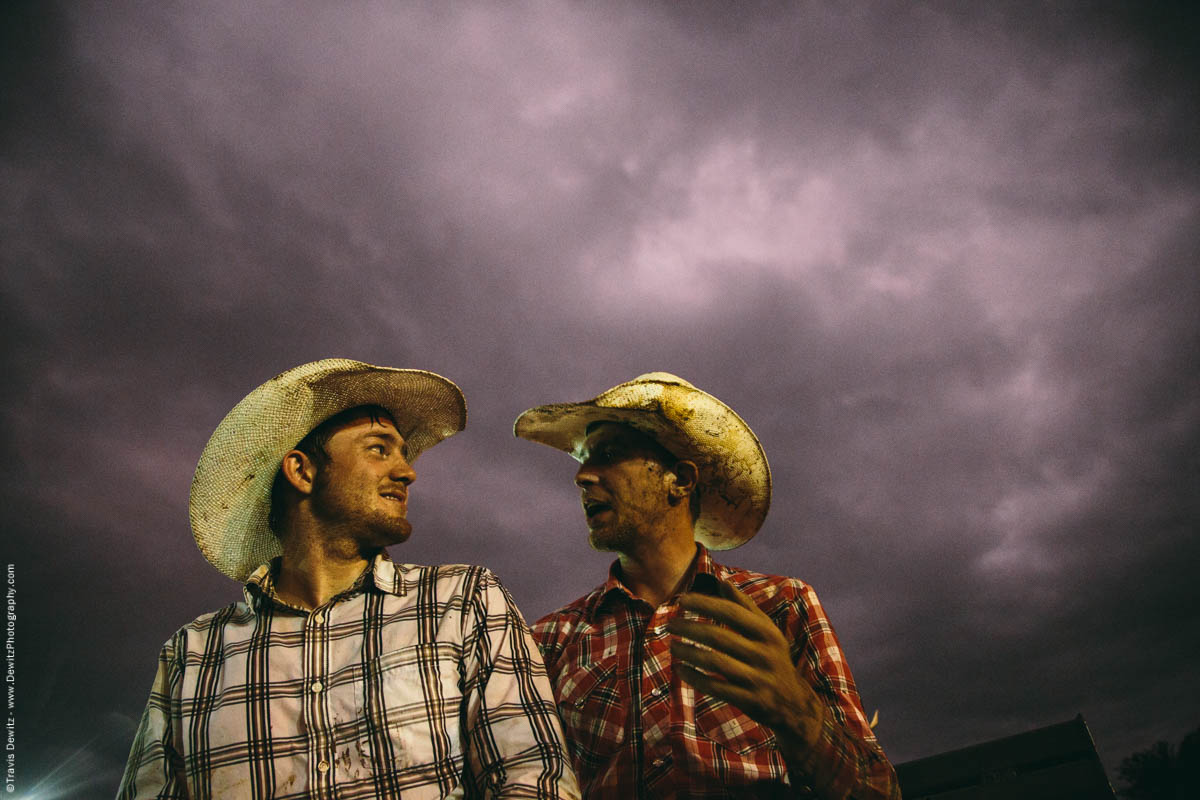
[594,445,624,464]
[368,444,386,455]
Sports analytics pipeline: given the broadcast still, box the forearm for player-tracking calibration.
[777,715,900,800]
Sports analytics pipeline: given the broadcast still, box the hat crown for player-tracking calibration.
[630,372,695,388]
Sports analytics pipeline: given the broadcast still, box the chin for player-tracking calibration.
[367,518,413,547]
[587,526,629,553]
[587,535,615,553]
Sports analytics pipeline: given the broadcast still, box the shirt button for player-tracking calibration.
[311,681,324,693]
[651,756,665,768]
[317,760,330,773]
[313,613,325,624]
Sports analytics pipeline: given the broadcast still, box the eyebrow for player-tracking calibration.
[363,430,408,452]
[578,438,622,459]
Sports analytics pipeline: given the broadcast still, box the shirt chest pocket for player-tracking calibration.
[347,647,465,774]
[692,691,776,756]
[555,657,626,763]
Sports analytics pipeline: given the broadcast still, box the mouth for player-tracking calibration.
[380,491,407,505]
[582,499,612,521]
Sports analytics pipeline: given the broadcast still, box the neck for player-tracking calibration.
[274,519,376,610]
[617,521,699,608]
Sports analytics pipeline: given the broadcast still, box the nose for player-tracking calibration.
[390,455,416,485]
[574,462,599,488]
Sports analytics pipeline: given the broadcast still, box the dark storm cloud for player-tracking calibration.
[2,1,1197,796]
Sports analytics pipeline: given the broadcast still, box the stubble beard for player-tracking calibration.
[587,515,640,553]
[312,471,413,547]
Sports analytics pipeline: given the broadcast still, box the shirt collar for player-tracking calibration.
[243,550,405,612]
[588,542,723,620]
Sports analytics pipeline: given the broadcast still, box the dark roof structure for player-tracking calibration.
[895,714,1116,799]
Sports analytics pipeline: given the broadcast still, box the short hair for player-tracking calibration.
[266,405,394,535]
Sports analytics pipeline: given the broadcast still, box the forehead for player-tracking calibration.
[325,409,402,438]
[580,422,670,458]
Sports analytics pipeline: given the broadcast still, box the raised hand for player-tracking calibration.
[667,579,826,753]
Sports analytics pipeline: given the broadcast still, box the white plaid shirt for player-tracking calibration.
[118,554,580,799]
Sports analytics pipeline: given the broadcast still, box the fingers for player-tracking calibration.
[716,578,761,612]
[675,662,762,714]
[666,618,765,666]
[676,589,779,644]
[669,638,760,688]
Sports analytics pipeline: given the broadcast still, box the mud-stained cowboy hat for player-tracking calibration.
[190,358,467,580]
[513,372,771,549]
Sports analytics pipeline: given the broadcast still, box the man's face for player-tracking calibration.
[574,423,677,552]
[309,411,416,547]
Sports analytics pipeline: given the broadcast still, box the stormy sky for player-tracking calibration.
[2,1,1197,797]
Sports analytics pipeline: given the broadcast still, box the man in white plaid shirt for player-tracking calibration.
[118,359,580,800]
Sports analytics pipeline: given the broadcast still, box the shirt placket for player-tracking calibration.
[641,604,676,792]
[303,603,335,798]
[615,603,647,800]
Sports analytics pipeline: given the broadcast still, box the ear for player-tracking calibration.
[667,460,699,504]
[281,450,318,496]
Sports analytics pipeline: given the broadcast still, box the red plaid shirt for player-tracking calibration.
[532,545,899,799]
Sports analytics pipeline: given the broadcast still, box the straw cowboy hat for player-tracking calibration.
[190,359,467,580]
[513,372,771,549]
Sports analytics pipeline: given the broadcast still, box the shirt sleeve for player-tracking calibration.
[786,584,901,800]
[529,613,558,665]
[459,568,582,800]
[116,633,188,800]
[529,608,572,684]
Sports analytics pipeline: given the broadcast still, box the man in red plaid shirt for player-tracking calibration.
[514,373,900,799]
